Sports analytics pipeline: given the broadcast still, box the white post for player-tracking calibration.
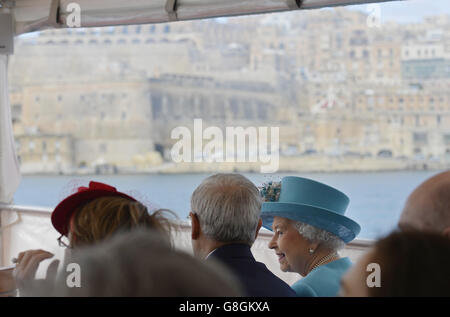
[0,12,21,267]
[0,54,21,203]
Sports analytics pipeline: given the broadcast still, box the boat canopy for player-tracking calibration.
[2,0,399,35]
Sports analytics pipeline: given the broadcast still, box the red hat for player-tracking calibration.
[51,181,137,236]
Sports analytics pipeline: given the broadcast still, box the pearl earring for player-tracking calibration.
[309,248,314,254]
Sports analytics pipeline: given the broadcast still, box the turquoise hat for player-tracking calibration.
[261,176,360,243]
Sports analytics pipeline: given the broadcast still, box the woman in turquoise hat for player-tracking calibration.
[260,176,361,297]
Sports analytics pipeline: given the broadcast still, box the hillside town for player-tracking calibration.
[8,7,450,173]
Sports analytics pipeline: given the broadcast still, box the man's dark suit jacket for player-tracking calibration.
[207,243,296,297]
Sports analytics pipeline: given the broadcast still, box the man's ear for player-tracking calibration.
[442,227,450,239]
[191,212,201,240]
[255,218,263,239]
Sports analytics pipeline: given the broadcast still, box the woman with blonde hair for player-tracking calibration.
[13,181,174,291]
[44,229,244,297]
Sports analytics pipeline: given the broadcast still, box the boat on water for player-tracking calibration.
[0,0,448,297]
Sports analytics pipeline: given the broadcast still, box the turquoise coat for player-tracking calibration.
[291,257,352,297]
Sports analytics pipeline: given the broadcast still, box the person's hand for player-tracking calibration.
[12,250,60,290]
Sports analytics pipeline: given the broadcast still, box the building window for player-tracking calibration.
[444,134,450,145]
[413,132,428,145]
[99,143,107,153]
[12,104,22,123]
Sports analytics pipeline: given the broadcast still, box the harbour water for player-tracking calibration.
[12,170,444,240]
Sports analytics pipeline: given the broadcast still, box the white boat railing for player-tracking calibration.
[0,204,373,285]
